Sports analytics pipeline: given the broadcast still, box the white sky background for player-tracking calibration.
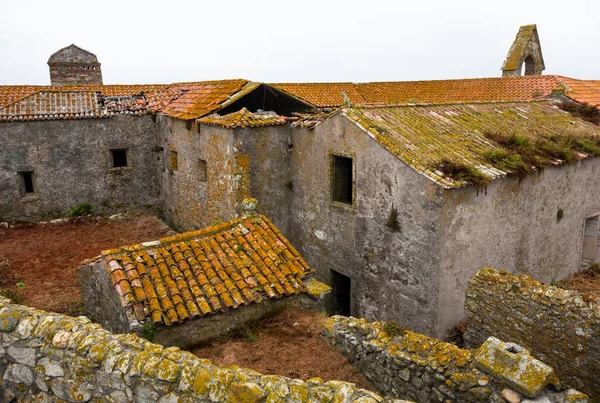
[0,0,598,85]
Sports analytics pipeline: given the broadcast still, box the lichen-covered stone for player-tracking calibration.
[4,363,34,385]
[474,337,559,398]
[0,310,20,332]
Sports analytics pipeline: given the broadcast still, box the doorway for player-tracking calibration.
[581,215,600,268]
[331,270,351,316]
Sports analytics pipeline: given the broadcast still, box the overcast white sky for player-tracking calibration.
[1,0,598,85]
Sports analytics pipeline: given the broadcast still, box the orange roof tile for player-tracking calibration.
[102,214,314,326]
[557,76,600,107]
[272,76,564,108]
[339,101,600,188]
[198,108,288,128]
[160,80,259,120]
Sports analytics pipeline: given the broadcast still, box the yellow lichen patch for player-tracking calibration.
[100,215,314,327]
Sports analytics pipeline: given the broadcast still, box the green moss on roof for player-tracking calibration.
[341,101,600,188]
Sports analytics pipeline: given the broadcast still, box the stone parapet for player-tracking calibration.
[322,315,587,403]
[0,296,409,402]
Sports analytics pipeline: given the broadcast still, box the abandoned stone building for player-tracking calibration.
[2,25,600,337]
[78,212,330,349]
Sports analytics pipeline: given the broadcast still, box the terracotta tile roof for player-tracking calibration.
[0,90,153,121]
[198,108,288,128]
[270,82,366,108]
[340,101,600,188]
[557,76,600,107]
[272,76,566,108]
[101,214,314,326]
[159,80,259,120]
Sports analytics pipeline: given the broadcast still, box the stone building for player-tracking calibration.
[78,212,328,348]
[48,44,103,85]
[501,24,545,76]
[2,25,600,337]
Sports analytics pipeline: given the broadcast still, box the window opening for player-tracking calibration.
[198,159,207,182]
[170,150,178,171]
[331,155,353,205]
[111,149,128,168]
[19,171,34,193]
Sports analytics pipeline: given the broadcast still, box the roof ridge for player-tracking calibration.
[101,215,259,256]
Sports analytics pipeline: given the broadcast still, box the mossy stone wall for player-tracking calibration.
[465,267,600,402]
[0,296,407,402]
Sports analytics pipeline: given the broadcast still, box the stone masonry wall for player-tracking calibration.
[0,296,410,403]
[0,115,162,222]
[464,267,600,401]
[322,316,588,403]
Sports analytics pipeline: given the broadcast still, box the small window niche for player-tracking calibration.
[198,159,207,182]
[170,150,178,171]
[331,154,354,205]
[19,171,35,194]
[110,149,128,168]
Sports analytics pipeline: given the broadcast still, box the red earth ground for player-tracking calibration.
[0,213,173,316]
[193,306,373,389]
[0,214,370,387]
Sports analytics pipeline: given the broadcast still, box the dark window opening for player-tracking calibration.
[111,149,128,168]
[19,172,34,194]
[331,270,351,316]
[198,159,207,182]
[331,155,353,204]
[523,55,536,75]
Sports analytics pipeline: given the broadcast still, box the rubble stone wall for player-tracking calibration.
[322,315,588,403]
[0,296,408,402]
[464,267,600,401]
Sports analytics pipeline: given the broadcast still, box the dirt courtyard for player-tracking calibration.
[193,307,372,389]
[0,213,173,315]
[0,214,368,386]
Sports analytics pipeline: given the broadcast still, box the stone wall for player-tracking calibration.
[0,115,162,222]
[289,115,444,336]
[158,117,239,231]
[79,260,330,350]
[437,157,600,336]
[322,315,589,403]
[0,296,409,402]
[464,267,600,401]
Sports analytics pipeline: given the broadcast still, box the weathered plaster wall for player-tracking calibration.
[437,158,600,335]
[158,117,238,231]
[0,115,161,222]
[465,267,600,401]
[0,296,408,403]
[233,125,293,235]
[78,262,131,334]
[323,315,588,403]
[289,115,445,335]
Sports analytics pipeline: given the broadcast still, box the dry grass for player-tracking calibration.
[558,265,600,298]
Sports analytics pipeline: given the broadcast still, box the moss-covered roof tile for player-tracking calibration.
[102,215,314,326]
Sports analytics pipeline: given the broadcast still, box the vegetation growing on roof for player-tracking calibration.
[482,128,600,178]
[435,159,491,188]
[559,100,600,125]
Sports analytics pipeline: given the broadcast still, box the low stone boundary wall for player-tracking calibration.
[464,267,600,401]
[322,315,588,403]
[0,296,409,402]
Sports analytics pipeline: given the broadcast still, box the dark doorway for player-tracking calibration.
[331,270,351,316]
[19,171,34,193]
